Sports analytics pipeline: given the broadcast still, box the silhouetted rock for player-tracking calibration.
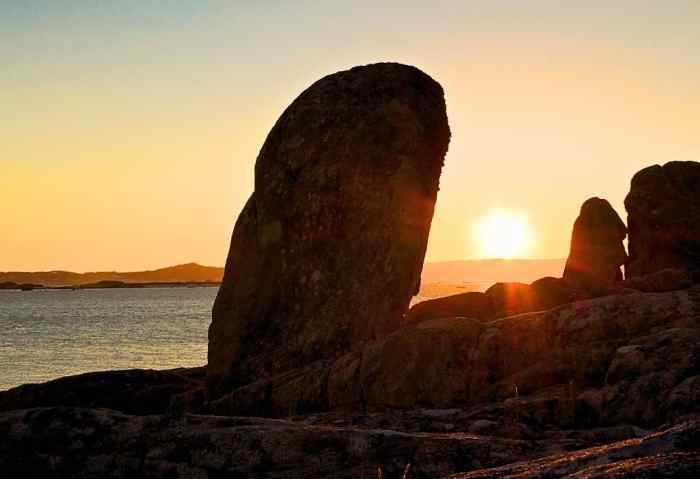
[528,276,581,307]
[485,279,584,316]
[563,197,627,288]
[484,282,533,316]
[0,368,204,415]
[208,63,450,398]
[349,287,700,421]
[405,277,583,325]
[406,291,494,324]
[407,198,630,327]
[625,161,700,279]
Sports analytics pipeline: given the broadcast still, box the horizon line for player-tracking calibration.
[1,257,568,275]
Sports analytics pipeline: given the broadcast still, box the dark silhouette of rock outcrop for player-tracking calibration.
[210,286,700,426]
[405,277,584,325]
[625,161,700,279]
[563,197,627,287]
[406,197,630,326]
[3,286,700,477]
[0,368,205,415]
[208,63,450,398]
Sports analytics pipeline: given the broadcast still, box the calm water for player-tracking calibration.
[0,285,479,391]
[0,287,218,391]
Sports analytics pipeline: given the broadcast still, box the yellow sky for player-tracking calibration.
[2,2,699,271]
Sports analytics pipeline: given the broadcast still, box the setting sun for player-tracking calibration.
[473,209,535,259]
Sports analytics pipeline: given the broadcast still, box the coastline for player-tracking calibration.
[0,281,221,291]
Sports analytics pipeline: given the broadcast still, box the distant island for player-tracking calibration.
[0,259,565,291]
[0,263,224,289]
[0,280,222,291]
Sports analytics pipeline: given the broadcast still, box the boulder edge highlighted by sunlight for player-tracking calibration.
[207,63,450,398]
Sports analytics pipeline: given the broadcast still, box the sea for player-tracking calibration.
[0,287,218,391]
[0,283,487,391]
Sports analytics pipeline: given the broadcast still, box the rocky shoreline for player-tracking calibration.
[2,63,699,477]
[2,283,699,477]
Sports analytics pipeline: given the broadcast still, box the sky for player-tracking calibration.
[2,1,699,272]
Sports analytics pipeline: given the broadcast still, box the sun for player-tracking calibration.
[472,209,534,259]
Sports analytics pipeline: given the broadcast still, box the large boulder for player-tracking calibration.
[625,161,700,279]
[208,63,450,398]
[484,278,582,317]
[405,291,495,324]
[563,197,627,287]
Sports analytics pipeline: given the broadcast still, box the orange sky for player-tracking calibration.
[2,2,699,271]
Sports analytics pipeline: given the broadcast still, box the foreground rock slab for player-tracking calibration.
[0,407,531,478]
[1,407,698,478]
[0,368,204,415]
[208,62,451,398]
[450,418,700,478]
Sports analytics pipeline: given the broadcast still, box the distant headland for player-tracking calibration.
[0,259,565,291]
[0,263,224,289]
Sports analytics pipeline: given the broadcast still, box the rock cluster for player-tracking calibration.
[625,161,700,279]
[208,62,450,398]
[2,63,700,478]
[209,286,700,425]
[406,197,631,326]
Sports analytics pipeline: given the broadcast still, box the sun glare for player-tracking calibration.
[473,209,534,259]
